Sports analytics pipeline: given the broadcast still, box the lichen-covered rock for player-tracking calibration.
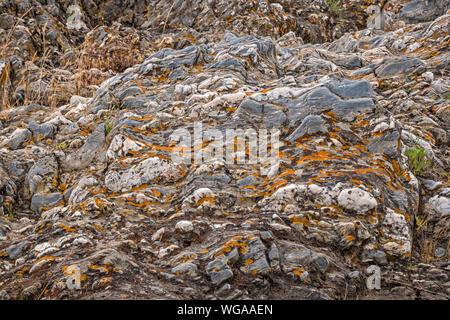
[0,0,449,301]
[30,192,64,212]
[64,124,107,170]
[399,0,450,24]
[337,188,378,213]
[3,128,31,150]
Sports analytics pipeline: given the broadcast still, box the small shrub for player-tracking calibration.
[326,0,342,13]
[7,203,14,220]
[404,145,431,175]
[415,216,427,231]
[105,118,115,135]
[56,142,67,150]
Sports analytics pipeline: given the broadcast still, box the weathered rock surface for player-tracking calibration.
[0,0,449,301]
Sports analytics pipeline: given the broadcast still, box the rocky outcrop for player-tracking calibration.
[0,1,449,300]
[399,0,450,24]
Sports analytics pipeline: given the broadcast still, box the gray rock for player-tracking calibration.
[117,86,144,100]
[206,258,228,272]
[8,161,27,177]
[236,175,259,187]
[5,241,31,259]
[5,128,31,150]
[0,290,10,300]
[208,269,233,285]
[235,99,286,128]
[287,115,328,141]
[284,249,312,267]
[367,130,401,158]
[337,188,377,213]
[313,254,330,274]
[64,124,106,170]
[373,250,388,266]
[287,87,339,124]
[325,80,374,99]
[347,271,360,279]
[435,247,447,258]
[30,192,63,212]
[399,0,450,24]
[239,236,271,275]
[421,179,443,191]
[333,98,376,121]
[25,155,59,197]
[425,194,450,220]
[27,120,55,140]
[171,262,198,276]
[375,57,425,77]
[206,258,233,285]
[331,55,362,69]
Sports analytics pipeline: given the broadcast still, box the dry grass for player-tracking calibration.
[73,28,145,97]
[2,27,143,112]
[414,212,450,263]
[1,17,62,110]
[1,9,33,111]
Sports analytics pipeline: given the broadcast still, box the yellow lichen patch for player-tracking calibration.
[99,277,112,286]
[353,120,370,128]
[353,167,380,175]
[267,179,288,193]
[349,178,362,185]
[93,224,104,232]
[243,259,254,266]
[195,196,215,207]
[89,264,109,273]
[60,224,76,232]
[290,216,310,227]
[129,184,149,192]
[391,159,405,177]
[393,208,411,224]
[296,149,346,165]
[345,233,355,242]
[33,256,56,265]
[276,168,295,179]
[292,269,302,277]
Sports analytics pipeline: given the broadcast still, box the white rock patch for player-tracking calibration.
[337,188,377,213]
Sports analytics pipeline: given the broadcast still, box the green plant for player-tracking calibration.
[56,142,67,150]
[105,118,115,135]
[7,203,14,220]
[326,0,342,13]
[415,216,427,231]
[407,263,416,271]
[404,145,431,175]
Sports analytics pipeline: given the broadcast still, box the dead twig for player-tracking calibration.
[386,279,449,300]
